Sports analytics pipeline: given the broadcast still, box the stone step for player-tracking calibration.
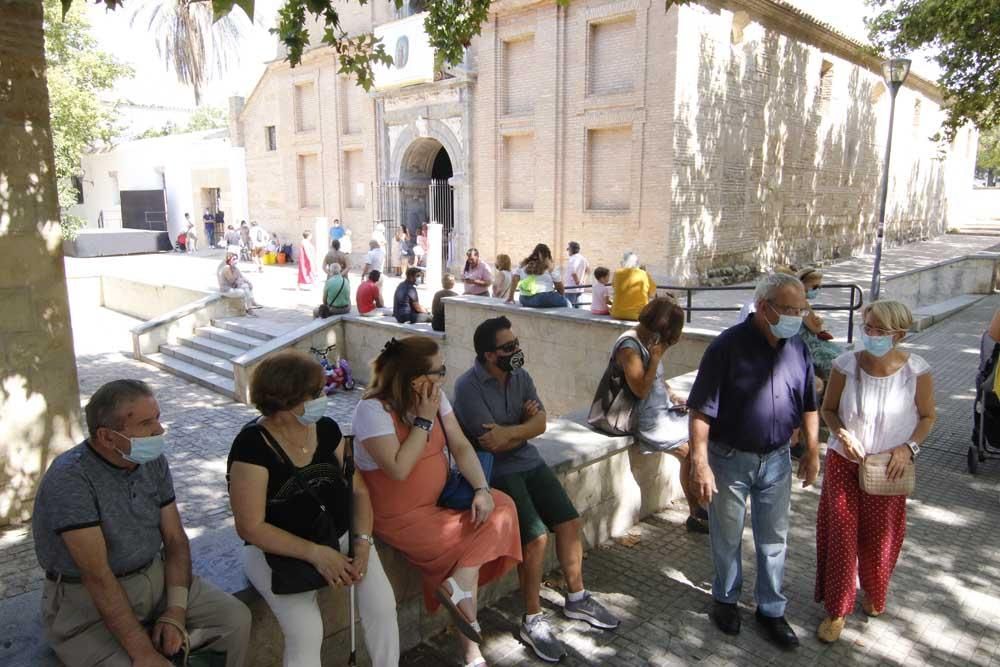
[159,344,234,378]
[176,335,246,360]
[211,317,279,341]
[911,294,986,332]
[145,353,236,398]
[195,325,261,350]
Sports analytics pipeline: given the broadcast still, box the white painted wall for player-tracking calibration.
[69,129,250,240]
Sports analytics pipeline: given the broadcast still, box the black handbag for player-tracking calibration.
[438,447,494,510]
[257,427,348,595]
[588,332,642,436]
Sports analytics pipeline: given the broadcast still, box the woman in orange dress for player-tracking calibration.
[351,336,521,667]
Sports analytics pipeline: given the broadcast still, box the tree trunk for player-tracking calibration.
[0,0,83,525]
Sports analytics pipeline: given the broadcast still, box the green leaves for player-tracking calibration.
[867,0,1000,139]
[212,0,255,22]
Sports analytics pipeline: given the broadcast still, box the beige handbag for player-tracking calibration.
[854,353,916,496]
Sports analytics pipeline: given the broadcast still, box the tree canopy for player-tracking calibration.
[46,0,132,239]
[867,0,1000,140]
[137,105,228,139]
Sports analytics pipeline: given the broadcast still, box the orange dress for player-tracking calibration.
[361,411,522,611]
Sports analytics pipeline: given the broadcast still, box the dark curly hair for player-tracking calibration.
[250,349,325,416]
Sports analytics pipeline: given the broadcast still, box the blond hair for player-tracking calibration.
[863,300,913,332]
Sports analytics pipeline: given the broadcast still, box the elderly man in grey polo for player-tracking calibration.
[32,380,251,667]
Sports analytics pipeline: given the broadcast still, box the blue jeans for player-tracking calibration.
[519,292,569,308]
[565,291,581,306]
[708,441,792,617]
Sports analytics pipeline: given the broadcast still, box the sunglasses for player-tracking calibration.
[424,365,447,378]
[495,338,520,354]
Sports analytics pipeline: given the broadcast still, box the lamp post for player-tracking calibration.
[869,57,911,302]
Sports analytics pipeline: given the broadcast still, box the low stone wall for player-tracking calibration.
[883,253,999,310]
[131,295,245,359]
[101,275,211,321]
[240,411,687,665]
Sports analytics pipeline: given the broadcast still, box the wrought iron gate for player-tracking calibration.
[429,179,454,265]
[373,180,401,273]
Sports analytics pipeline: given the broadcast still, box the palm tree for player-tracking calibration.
[129,0,249,105]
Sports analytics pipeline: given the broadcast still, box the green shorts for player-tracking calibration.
[492,463,580,544]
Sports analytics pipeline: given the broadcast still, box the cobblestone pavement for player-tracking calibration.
[401,295,1000,666]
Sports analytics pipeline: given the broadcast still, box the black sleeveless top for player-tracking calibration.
[227,417,350,541]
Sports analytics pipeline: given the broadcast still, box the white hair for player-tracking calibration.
[754,272,803,302]
[622,252,640,269]
[329,262,342,274]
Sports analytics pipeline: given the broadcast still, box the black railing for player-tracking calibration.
[569,282,865,343]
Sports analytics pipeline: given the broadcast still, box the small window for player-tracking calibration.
[265,126,277,151]
[70,175,84,204]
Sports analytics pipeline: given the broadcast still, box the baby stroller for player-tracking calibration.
[971,331,1000,473]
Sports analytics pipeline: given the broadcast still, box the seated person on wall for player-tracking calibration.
[351,336,522,667]
[432,273,458,332]
[32,379,252,667]
[227,351,400,666]
[356,270,384,317]
[453,317,620,663]
[323,239,351,279]
[218,248,262,316]
[610,252,657,321]
[506,244,570,308]
[590,266,613,316]
[393,266,430,324]
[492,253,513,299]
[612,297,709,533]
[315,262,351,318]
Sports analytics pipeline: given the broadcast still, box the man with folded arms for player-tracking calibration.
[33,379,251,666]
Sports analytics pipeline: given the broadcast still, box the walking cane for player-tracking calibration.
[343,434,357,667]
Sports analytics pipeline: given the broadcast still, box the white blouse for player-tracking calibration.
[350,393,453,471]
[827,351,930,458]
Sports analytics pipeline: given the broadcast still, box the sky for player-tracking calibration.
[84,0,940,111]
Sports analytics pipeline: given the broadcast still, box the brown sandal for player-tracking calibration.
[435,577,483,643]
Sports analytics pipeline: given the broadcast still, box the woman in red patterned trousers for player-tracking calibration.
[814,300,936,643]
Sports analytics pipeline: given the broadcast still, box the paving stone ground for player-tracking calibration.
[400,295,1000,666]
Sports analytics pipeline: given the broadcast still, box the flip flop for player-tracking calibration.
[435,577,483,643]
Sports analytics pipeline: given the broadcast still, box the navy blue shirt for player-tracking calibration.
[393,280,419,322]
[687,316,817,453]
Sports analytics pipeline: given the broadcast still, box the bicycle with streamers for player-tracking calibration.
[310,344,356,394]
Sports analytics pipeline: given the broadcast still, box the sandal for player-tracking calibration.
[861,593,883,617]
[435,577,484,643]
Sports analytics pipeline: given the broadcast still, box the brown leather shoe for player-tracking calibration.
[817,617,845,643]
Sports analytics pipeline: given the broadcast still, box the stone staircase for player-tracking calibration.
[144,317,284,398]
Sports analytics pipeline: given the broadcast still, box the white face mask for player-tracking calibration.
[111,430,166,465]
[296,395,328,425]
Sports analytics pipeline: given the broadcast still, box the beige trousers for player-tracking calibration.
[41,558,251,667]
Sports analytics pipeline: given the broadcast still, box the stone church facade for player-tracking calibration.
[237,0,977,282]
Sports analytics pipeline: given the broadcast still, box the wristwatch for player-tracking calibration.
[413,417,433,432]
[905,440,920,459]
[353,533,375,546]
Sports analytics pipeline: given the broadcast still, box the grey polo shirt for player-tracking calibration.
[33,441,176,577]
[453,361,545,477]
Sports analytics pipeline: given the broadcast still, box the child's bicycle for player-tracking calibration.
[310,344,356,394]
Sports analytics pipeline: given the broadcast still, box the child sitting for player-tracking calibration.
[591,266,613,315]
[431,273,458,332]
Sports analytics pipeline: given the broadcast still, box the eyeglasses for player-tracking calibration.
[767,301,805,317]
[495,338,520,354]
[861,324,900,337]
[424,365,447,378]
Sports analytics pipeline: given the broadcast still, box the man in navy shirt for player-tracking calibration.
[392,266,430,324]
[687,272,820,649]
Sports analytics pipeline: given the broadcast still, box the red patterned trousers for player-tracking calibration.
[815,449,907,618]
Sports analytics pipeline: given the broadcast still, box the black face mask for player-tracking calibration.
[496,349,525,372]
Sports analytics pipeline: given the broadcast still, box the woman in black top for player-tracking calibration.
[227,350,399,666]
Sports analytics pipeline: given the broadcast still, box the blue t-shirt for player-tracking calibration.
[393,281,419,321]
[329,226,345,242]
[687,315,817,453]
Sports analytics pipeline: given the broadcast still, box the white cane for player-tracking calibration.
[344,434,358,667]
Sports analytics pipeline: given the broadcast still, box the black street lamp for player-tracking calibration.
[869,57,912,302]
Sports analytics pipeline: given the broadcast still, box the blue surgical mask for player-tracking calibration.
[113,431,166,465]
[861,331,894,357]
[766,303,802,339]
[805,288,819,300]
[297,395,328,425]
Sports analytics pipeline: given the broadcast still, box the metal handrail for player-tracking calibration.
[569,282,865,343]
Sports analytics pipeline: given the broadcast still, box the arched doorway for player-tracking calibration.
[386,138,455,271]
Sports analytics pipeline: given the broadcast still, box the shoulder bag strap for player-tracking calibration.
[257,425,332,514]
[329,278,346,304]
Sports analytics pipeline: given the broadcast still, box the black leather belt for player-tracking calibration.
[46,560,153,584]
